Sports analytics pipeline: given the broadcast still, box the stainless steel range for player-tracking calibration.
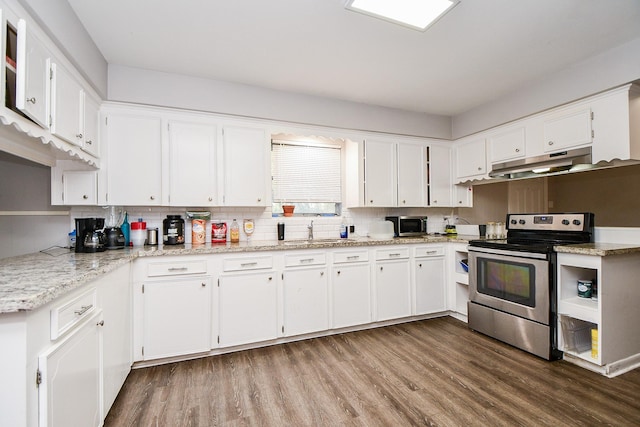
[467,213,594,360]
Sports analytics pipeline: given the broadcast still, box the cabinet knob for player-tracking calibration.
[433,200,437,204]
[208,197,213,202]
[515,148,520,152]
[86,140,92,145]
[337,270,341,275]
[418,263,422,268]
[477,166,482,171]
[268,276,273,281]
[26,97,36,104]
[320,271,324,277]
[150,196,155,200]
[548,141,554,146]
[76,133,83,139]
[201,282,206,287]
[459,200,463,204]
[402,200,406,204]
[257,198,262,202]
[380,266,383,271]
[370,200,374,204]
[97,320,104,327]
[83,194,88,199]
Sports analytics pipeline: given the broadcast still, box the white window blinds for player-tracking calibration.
[271,140,342,203]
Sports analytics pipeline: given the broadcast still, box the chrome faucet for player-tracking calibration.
[308,220,314,240]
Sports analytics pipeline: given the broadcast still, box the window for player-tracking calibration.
[271,139,342,216]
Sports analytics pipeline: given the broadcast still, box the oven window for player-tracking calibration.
[477,257,536,307]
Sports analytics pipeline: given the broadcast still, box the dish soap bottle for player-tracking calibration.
[230,219,240,243]
[122,211,130,246]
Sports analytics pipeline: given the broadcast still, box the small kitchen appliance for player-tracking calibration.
[467,212,594,360]
[385,216,427,237]
[104,206,125,249]
[75,217,107,253]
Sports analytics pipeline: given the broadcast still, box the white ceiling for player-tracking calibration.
[67,0,640,117]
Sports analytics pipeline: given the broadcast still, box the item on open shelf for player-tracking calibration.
[560,316,594,353]
[591,328,599,359]
[577,279,593,298]
[282,205,295,216]
[459,259,469,273]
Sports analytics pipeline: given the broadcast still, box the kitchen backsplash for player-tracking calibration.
[69,206,454,244]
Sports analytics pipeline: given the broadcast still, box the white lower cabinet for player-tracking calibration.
[142,277,211,360]
[374,248,411,321]
[38,310,102,427]
[331,251,371,328]
[414,246,447,315]
[283,266,329,336]
[218,270,278,347]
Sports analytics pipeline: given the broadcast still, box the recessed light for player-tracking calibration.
[345,0,460,32]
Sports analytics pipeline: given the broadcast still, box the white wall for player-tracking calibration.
[452,36,640,139]
[108,65,452,139]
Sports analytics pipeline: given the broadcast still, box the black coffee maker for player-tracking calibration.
[75,218,107,253]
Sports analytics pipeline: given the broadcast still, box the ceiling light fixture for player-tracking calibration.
[345,0,460,32]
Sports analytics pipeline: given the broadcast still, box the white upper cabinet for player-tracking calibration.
[543,107,592,153]
[489,126,526,163]
[50,63,83,146]
[63,170,97,205]
[364,139,397,207]
[104,109,164,205]
[82,94,100,157]
[455,137,487,182]
[428,145,452,207]
[221,125,269,206]
[168,120,217,206]
[15,18,50,128]
[397,143,427,207]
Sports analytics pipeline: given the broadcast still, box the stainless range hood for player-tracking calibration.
[489,147,596,179]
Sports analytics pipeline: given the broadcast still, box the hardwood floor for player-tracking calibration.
[105,317,640,426]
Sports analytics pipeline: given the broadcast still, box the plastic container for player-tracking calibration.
[130,220,147,246]
[163,215,185,245]
[191,219,206,244]
[230,219,240,243]
[560,317,594,353]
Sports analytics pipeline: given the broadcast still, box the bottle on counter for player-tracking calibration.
[121,211,130,246]
[340,218,348,239]
[230,219,240,243]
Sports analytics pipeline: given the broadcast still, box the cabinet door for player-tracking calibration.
[169,120,216,206]
[219,271,278,347]
[364,139,396,207]
[332,263,371,328]
[415,257,446,314]
[428,145,452,206]
[82,95,100,157]
[397,143,426,207]
[454,185,473,207]
[105,112,163,205]
[99,266,131,415]
[63,170,97,205]
[283,267,329,336]
[455,138,486,180]
[15,19,49,128]
[375,259,411,321]
[50,63,83,146]
[143,278,211,359]
[38,310,102,427]
[543,107,592,152]
[489,127,525,163]
[221,126,268,206]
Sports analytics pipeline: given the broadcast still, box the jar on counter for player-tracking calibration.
[130,220,147,246]
[163,215,185,245]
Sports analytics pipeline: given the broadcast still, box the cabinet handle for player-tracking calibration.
[240,262,258,267]
[346,255,360,260]
[300,258,315,264]
[548,141,554,146]
[82,195,88,199]
[26,97,36,104]
[97,320,104,327]
[168,267,188,271]
[86,140,92,145]
[425,250,438,255]
[389,253,401,257]
[76,133,83,139]
[74,304,93,316]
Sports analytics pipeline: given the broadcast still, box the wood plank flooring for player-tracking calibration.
[105,317,640,426]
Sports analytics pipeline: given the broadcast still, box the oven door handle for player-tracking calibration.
[468,246,549,260]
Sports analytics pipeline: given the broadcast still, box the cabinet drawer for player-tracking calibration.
[147,259,208,277]
[50,288,97,340]
[223,256,273,271]
[375,247,410,260]
[413,245,445,258]
[333,250,369,264]
[284,252,326,267]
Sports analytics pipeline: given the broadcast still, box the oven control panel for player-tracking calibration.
[507,213,591,231]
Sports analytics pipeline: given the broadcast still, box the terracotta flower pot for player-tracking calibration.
[282,205,295,217]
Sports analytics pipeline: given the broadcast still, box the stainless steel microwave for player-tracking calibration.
[385,216,427,237]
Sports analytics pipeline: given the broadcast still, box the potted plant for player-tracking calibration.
[282,204,295,217]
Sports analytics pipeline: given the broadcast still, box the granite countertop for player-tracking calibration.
[554,242,640,256]
[0,235,475,314]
